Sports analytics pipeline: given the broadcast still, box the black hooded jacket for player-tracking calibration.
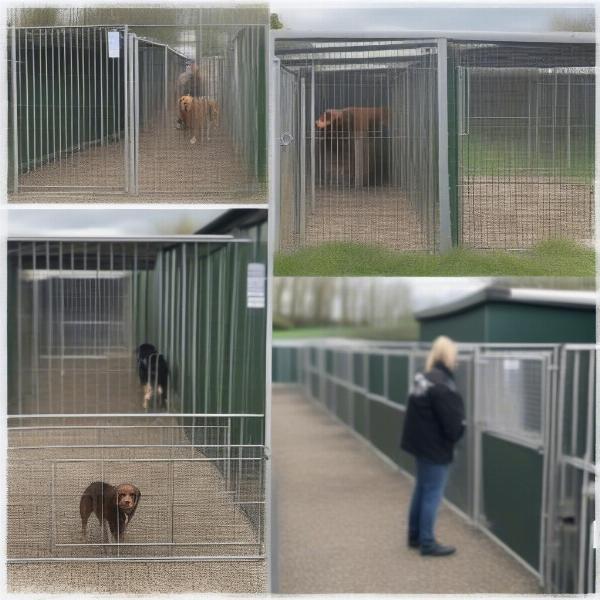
[400,361,465,464]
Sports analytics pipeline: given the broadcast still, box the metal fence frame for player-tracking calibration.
[272,30,594,252]
[272,338,595,593]
[9,24,268,199]
[7,235,270,568]
[7,413,266,563]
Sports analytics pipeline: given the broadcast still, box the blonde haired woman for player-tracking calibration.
[400,336,465,556]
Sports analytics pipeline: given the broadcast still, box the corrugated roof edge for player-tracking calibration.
[272,30,594,44]
[414,287,596,320]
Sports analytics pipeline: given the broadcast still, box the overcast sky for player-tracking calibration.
[271,1,594,33]
[7,209,225,237]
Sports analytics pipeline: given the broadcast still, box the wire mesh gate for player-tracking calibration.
[274,33,594,252]
[7,237,268,564]
[275,37,440,252]
[272,340,595,593]
[545,344,595,593]
[9,25,267,201]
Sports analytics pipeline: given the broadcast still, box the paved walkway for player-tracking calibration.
[272,387,541,594]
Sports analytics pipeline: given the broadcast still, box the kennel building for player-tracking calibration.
[272,291,595,594]
[6,230,269,592]
[273,31,594,252]
[8,22,267,202]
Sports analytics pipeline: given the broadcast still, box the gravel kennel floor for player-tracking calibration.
[278,177,593,252]
[7,358,267,594]
[460,177,594,249]
[279,186,436,252]
[9,125,266,204]
[272,387,540,594]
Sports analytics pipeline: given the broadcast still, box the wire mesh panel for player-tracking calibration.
[450,41,595,249]
[276,38,439,252]
[9,25,267,202]
[9,27,128,194]
[132,26,267,200]
[476,351,549,445]
[7,236,268,569]
[273,339,593,592]
[8,416,265,561]
[546,346,595,594]
[7,238,267,422]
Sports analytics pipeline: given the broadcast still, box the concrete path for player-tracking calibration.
[272,387,541,594]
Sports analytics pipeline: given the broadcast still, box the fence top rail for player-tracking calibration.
[272,29,594,44]
[8,235,249,244]
[7,413,264,419]
[12,23,268,30]
[272,339,564,351]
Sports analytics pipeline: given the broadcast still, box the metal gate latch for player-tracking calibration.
[280,132,294,146]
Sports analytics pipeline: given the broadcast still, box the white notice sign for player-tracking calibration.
[108,31,120,58]
[247,263,266,309]
[503,359,520,370]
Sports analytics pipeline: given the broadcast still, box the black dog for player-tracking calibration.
[136,343,169,410]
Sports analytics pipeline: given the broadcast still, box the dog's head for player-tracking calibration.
[315,109,344,130]
[179,95,194,114]
[116,483,141,514]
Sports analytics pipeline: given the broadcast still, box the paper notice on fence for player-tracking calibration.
[247,263,266,309]
[108,31,120,58]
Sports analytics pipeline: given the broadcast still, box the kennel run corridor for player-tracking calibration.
[275,33,594,252]
[272,387,539,594]
[6,237,268,594]
[8,24,267,203]
[272,338,595,594]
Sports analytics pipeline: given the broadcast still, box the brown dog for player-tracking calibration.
[315,107,390,186]
[315,107,389,135]
[178,95,219,144]
[80,481,141,543]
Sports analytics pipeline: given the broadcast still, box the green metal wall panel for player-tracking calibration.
[481,433,542,570]
[419,305,486,342]
[420,301,594,344]
[487,303,595,343]
[388,354,409,405]
[368,401,411,471]
[368,354,384,396]
[335,385,351,425]
[272,346,298,383]
[353,391,369,438]
[352,352,365,387]
[325,349,334,375]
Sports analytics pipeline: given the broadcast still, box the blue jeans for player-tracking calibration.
[408,457,449,549]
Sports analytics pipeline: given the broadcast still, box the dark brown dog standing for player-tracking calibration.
[80,481,141,543]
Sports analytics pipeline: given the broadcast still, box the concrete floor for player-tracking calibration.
[272,386,542,594]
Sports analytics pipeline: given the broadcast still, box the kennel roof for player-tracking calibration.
[276,31,594,71]
[7,235,249,270]
[414,286,595,344]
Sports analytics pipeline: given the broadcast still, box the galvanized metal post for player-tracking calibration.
[310,64,316,212]
[437,38,452,252]
[299,77,306,245]
[271,57,281,251]
[124,26,129,192]
[11,26,19,192]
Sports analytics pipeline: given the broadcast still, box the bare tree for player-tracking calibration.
[550,12,594,32]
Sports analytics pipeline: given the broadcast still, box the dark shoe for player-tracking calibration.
[420,543,456,557]
[408,538,420,549]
